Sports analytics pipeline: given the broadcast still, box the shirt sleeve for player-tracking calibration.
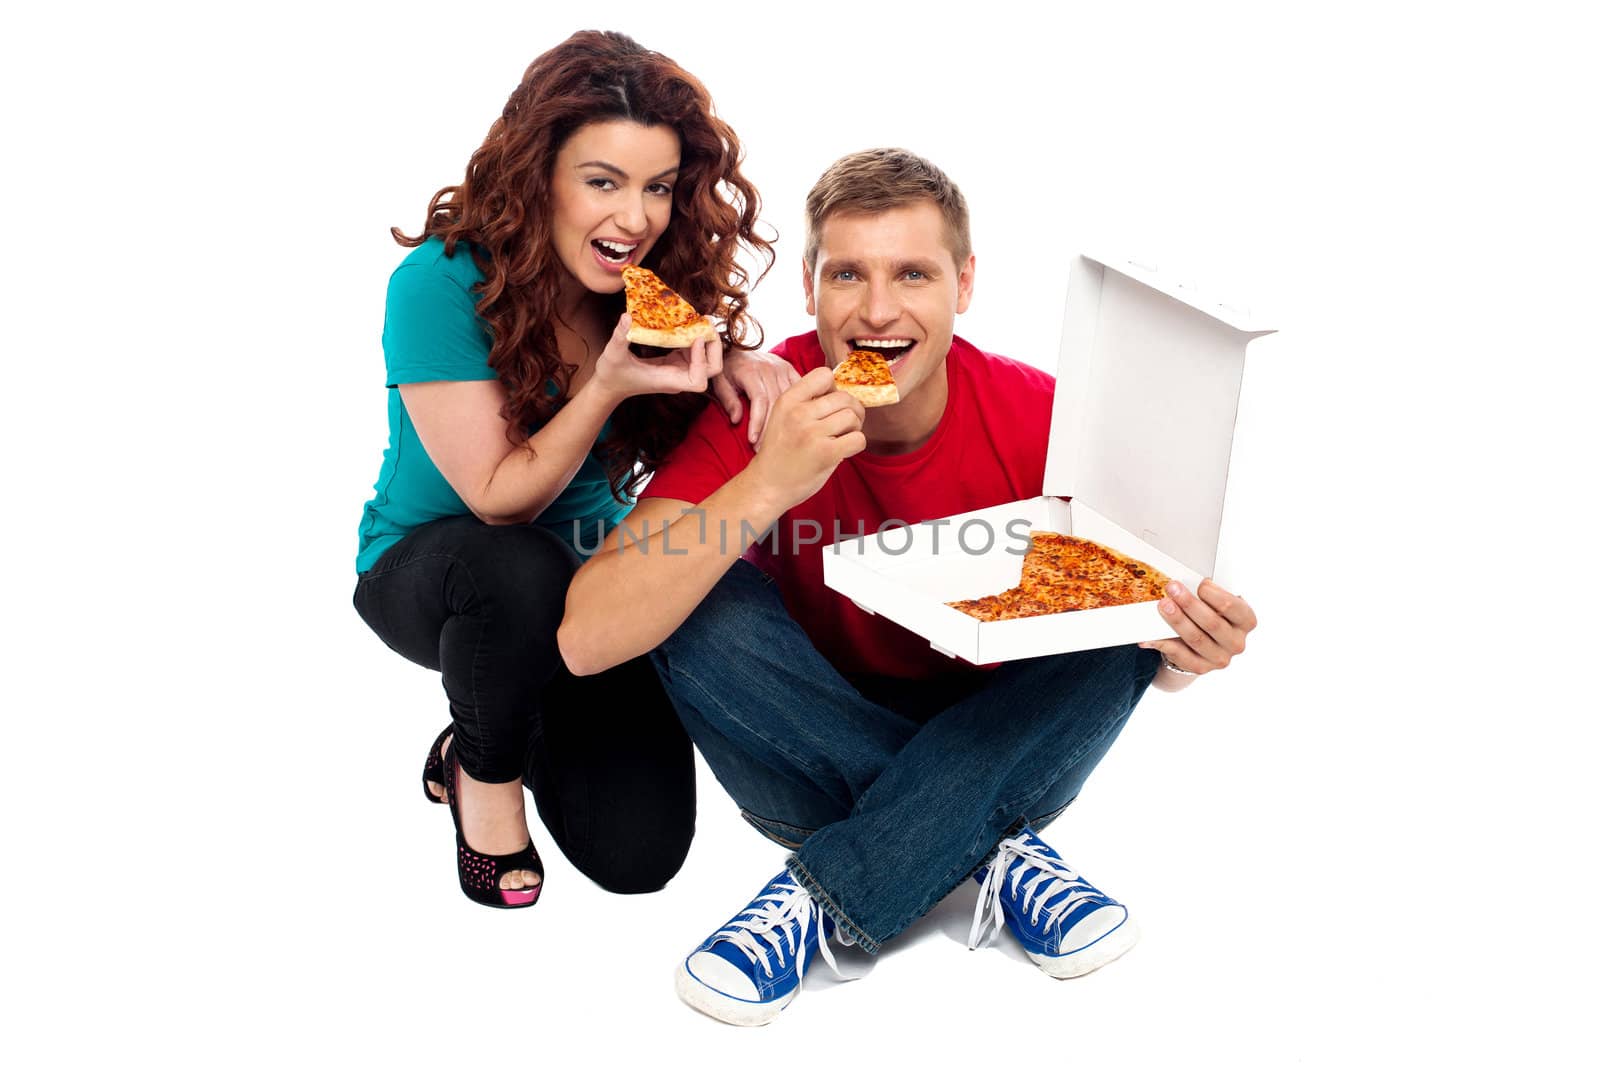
[381,263,498,386]
[639,405,754,505]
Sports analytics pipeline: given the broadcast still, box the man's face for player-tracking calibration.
[803,202,975,411]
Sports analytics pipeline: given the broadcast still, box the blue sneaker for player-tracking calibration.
[968,827,1139,978]
[676,869,842,1026]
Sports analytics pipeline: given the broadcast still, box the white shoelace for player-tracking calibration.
[711,878,844,981]
[968,836,1107,950]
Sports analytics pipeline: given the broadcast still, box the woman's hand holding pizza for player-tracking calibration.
[747,367,866,510]
[1139,578,1257,679]
[592,313,716,403]
[714,347,803,447]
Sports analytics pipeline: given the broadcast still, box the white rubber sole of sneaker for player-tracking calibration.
[675,962,796,1027]
[1029,913,1141,979]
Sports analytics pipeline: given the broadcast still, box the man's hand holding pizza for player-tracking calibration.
[745,366,866,510]
[1139,578,1258,692]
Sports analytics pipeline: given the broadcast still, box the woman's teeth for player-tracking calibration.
[593,240,637,262]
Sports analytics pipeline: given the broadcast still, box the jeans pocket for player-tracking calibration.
[739,809,816,851]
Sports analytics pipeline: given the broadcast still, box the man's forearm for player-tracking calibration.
[558,472,789,675]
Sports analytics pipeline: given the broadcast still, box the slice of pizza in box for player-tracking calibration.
[822,252,1275,664]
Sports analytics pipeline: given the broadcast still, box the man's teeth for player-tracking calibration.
[854,339,914,363]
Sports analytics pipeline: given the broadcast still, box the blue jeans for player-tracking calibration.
[650,560,1160,953]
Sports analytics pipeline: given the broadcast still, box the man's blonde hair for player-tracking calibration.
[803,148,971,269]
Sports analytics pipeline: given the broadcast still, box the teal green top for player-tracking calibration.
[356,238,633,573]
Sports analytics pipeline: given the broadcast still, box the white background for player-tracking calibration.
[5,1,1596,1061]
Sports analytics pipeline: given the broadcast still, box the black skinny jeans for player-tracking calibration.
[353,515,695,894]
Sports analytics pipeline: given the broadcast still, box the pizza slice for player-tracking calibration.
[832,349,901,407]
[946,532,1170,621]
[1021,533,1168,599]
[621,265,718,347]
[943,586,1057,623]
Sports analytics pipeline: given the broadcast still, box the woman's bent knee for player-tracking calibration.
[576,828,694,895]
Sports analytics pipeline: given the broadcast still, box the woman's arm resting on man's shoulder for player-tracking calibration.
[712,347,803,446]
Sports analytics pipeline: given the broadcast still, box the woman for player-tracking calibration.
[353,31,792,908]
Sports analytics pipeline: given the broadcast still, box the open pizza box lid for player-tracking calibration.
[821,252,1276,664]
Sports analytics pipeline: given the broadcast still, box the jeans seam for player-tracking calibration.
[910,693,1139,939]
[906,810,1029,941]
[997,701,1136,854]
[669,662,838,790]
[369,549,502,781]
[785,854,878,954]
[1028,794,1076,832]
[739,809,813,851]
[449,556,496,782]
[357,550,476,582]
[916,810,1032,923]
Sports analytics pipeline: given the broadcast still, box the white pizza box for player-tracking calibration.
[821,252,1275,664]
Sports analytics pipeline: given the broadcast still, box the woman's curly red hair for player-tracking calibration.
[393,30,774,499]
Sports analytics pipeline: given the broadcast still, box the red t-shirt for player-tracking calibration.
[642,332,1056,679]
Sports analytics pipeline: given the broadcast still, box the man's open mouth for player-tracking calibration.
[851,338,915,367]
[592,239,639,264]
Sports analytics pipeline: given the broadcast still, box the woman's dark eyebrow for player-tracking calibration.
[575,161,680,181]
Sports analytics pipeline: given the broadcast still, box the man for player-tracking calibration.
[560,148,1257,1025]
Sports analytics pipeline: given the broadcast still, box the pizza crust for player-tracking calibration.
[626,318,718,348]
[836,382,900,407]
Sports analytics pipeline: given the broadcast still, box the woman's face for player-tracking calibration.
[549,119,682,296]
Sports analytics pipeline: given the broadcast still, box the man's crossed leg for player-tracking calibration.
[652,560,1160,1025]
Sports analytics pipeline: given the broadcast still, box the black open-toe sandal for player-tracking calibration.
[441,744,543,909]
[420,724,452,804]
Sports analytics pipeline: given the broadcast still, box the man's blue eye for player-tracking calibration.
[835,270,857,281]
[905,271,925,281]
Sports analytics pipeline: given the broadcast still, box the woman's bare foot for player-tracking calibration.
[437,735,541,892]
